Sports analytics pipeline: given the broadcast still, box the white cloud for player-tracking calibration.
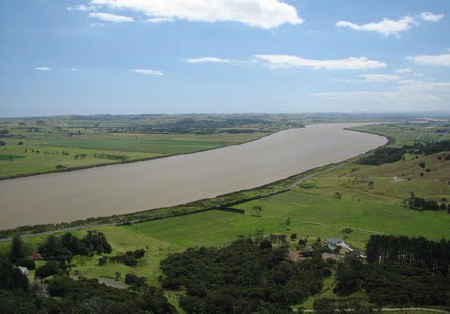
[406,53,450,66]
[89,12,134,22]
[359,74,401,82]
[89,0,302,29]
[395,68,412,74]
[144,17,173,23]
[130,69,164,76]
[336,16,416,37]
[35,67,51,71]
[186,57,230,64]
[420,12,444,22]
[254,55,387,70]
[70,68,79,72]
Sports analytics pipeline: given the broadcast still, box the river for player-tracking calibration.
[0,123,387,229]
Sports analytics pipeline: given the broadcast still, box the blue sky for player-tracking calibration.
[1,0,449,117]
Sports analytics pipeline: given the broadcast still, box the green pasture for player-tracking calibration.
[0,141,159,178]
[234,153,450,243]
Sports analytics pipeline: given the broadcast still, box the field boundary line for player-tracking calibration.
[246,213,385,235]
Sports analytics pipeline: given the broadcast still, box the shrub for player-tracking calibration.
[123,255,137,267]
[125,274,146,287]
[98,256,108,266]
[133,249,145,259]
[35,263,59,279]
[16,259,36,270]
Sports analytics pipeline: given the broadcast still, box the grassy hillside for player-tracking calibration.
[234,152,450,244]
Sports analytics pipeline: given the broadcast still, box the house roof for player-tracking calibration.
[31,252,43,260]
[326,238,343,245]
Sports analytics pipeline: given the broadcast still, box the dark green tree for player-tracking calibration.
[9,234,26,263]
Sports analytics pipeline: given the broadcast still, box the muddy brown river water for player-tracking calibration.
[0,123,387,229]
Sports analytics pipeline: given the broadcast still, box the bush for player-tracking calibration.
[123,255,138,267]
[98,256,108,266]
[133,249,145,259]
[125,274,146,287]
[0,258,29,291]
[83,230,112,254]
[35,263,59,279]
[16,259,36,270]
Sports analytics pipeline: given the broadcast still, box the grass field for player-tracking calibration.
[234,152,450,247]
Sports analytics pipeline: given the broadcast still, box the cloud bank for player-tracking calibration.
[186,57,230,63]
[89,12,134,22]
[254,55,387,70]
[88,0,302,29]
[336,16,416,37]
[420,12,444,22]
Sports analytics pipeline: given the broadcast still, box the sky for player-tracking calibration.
[0,0,449,117]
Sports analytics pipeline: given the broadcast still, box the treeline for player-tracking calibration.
[37,230,112,262]
[6,231,113,281]
[333,253,450,308]
[95,153,129,161]
[159,238,332,313]
[404,192,449,212]
[99,249,145,267]
[366,235,450,276]
[358,140,450,165]
[358,147,404,165]
[102,117,301,135]
[361,264,450,307]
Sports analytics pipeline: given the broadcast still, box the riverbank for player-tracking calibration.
[0,130,276,180]
[0,123,387,237]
